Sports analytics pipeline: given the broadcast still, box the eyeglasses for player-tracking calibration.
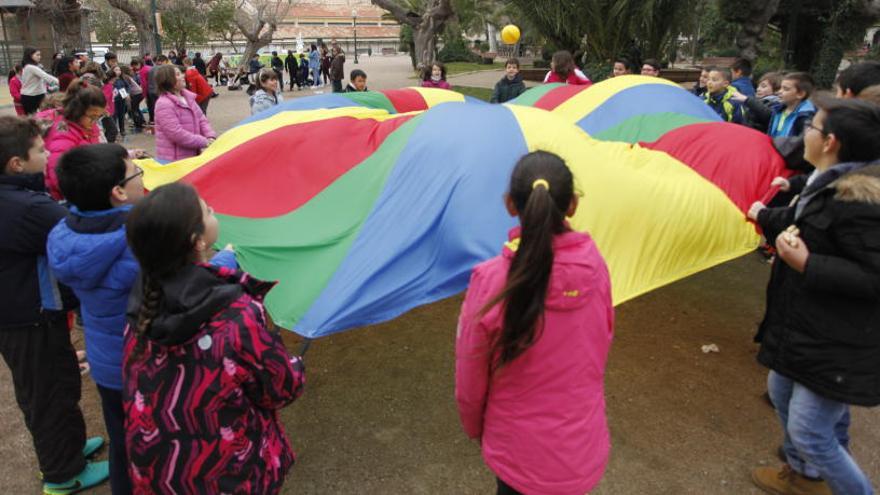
[805,122,827,135]
[118,165,144,187]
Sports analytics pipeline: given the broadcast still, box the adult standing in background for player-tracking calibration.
[308,44,321,87]
[20,48,58,114]
[285,50,299,91]
[193,52,207,76]
[271,51,285,91]
[330,47,345,93]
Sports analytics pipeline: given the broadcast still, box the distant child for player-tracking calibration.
[640,58,661,77]
[704,67,745,124]
[421,62,452,89]
[123,182,306,494]
[299,53,310,87]
[250,68,284,116]
[692,67,710,98]
[543,50,591,85]
[122,63,146,132]
[47,143,146,495]
[732,71,782,132]
[8,65,23,115]
[491,58,526,103]
[730,57,756,97]
[110,66,131,139]
[344,69,369,92]
[456,151,613,495]
[102,68,121,142]
[766,72,815,138]
[0,116,109,493]
[612,57,633,77]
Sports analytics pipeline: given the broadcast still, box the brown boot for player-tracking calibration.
[752,465,832,495]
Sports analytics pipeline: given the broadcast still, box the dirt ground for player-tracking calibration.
[1,56,878,493]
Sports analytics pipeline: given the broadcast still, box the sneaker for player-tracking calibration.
[751,464,832,495]
[43,460,109,494]
[83,436,104,458]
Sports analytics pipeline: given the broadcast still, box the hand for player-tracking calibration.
[747,201,766,221]
[771,176,791,192]
[729,89,746,103]
[775,226,809,273]
[130,148,148,159]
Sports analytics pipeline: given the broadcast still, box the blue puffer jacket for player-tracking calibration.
[47,205,137,390]
[767,99,816,138]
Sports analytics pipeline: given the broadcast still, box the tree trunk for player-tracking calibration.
[107,0,158,56]
[732,0,783,62]
[486,22,498,52]
[811,3,879,88]
[34,0,84,52]
[372,0,452,69]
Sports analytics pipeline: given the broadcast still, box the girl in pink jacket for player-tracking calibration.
[153,65,215,161]
[455,151,614,495]
[8,65,23,116]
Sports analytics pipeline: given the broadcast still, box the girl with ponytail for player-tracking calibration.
[455,151,614,495]
[123,183,305,494]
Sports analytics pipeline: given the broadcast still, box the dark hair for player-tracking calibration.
[506,58,520,69]
[56,56,75,76]
[257,68,278,90]
[311,44,317,51]
[552,50,575,79]
[642,58,660,71]
[155,64,179,93]
[21,47,39,67]
[57,144,128,211]
[350,69,366,81]
[195,52,202,58]
[61,78,107,121]
[709,66,731,83]
[813,95,880,163]
[130,57,142,67]
[0,116,41,173]
[126,182,206,354]
[424,62,447,81]
[155,54,169,64]
[82,61,105,80]
[105,52,117,62]
[783,72,814,98]
[759,71,783,92]
[836,61,880,96]
[272,51,277,56]
[731,57,752,77]
[481,151,575,370]
[7,64,20,82]
[613,57,632,72]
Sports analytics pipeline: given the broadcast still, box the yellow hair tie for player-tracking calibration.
[532,179,550,191]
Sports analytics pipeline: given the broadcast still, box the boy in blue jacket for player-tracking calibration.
[767,72,816,138]
[705,67,746,124]
[48,143,144,495]
[0,116,109,494]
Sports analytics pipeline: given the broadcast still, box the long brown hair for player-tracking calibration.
[481,151,575,370]
[552,50,576,80]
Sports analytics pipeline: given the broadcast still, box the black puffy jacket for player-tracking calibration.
[756,164,880,406]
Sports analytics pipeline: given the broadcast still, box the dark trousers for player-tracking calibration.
[96,385,131,495]
[146,93,158,124]
[129,94,145,129]
[114,99,127,136]
[332,79,343,93]
[273,69,284,91]
[198,97,210,116]
[20,94,45,115]
[497,477,523,495]
[0,315,86,483]
[101,115,119,143]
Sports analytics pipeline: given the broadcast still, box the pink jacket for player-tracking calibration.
[456,227,614,495]
[38,109,101,200]
[421,79,451,90]
[154,90,216,161]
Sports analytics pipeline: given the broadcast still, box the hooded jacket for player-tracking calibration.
[490,73,526,104]
[154,89,216,161]
[123,263,305,494]
[756,164,880,406]
[0,173,72,329]
[47,206,136,390]
[705,86,745,124]
[38,108,101,200]
[456,228,614,495]
[767,98,816,138]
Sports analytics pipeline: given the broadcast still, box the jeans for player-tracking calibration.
[311,67,321,86]
[767,370,873,494]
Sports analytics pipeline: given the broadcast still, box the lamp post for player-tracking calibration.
[352,8,359,64]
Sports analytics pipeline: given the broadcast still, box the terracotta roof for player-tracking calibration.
[282,2,392,20]
[275,24,400,40]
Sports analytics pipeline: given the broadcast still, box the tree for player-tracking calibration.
[106,0,159,56]
[161,0,210,54]
[207,0,241,53]
[233,0,292,67]
[720,0,782,63]
[34,0,86,51]
[372,0,454,69]
[90,0,139,51]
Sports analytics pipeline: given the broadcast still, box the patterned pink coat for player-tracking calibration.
[123,264,305,494]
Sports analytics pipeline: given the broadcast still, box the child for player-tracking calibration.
[612,57,633,77]
[543,50,591,85]
[490,58,526,104]
[0,116,109,493]
[183,56,214,115]
[123,182,305,494]
[747,97,880,495]
[767,72,815,138]
[250,68,284,116]
[704,67,745,124]
[730,57,756,97]
[456,151,613,495]
[692,67,709,98]
[344,69,368,92]
[110,66,131,139]
[732,71,782,132]
[122,63,146,132]
[8,65,23,116]
[102,68,121,143]
[640,58,661,77]
[299,53,310,88]
[421,62,452,89]
[47,143,145,495]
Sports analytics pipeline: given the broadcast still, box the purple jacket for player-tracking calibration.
[154,89,216,161]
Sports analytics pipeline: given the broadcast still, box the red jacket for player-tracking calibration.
[9,76,23,115]
[545,69,592,86]
[185,67,213,103]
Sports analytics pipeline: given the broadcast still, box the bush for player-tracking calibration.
[582,62,613,83]
[533,59,550,69]
[438,36,480,63]
[479,41,490,53]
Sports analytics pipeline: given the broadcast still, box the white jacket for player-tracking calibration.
[21,64,58,96]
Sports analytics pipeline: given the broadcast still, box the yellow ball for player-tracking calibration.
[501,25,520,45]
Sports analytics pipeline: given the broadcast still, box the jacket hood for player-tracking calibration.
[48,206,132,290]
[500,73,524,85]
[128,264,274,346]
[0,172,45,191]
[834,164,880,204]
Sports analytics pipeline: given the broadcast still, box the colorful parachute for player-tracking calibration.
[141,76,786,338]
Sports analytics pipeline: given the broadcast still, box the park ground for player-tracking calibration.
[0,55,878,494]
